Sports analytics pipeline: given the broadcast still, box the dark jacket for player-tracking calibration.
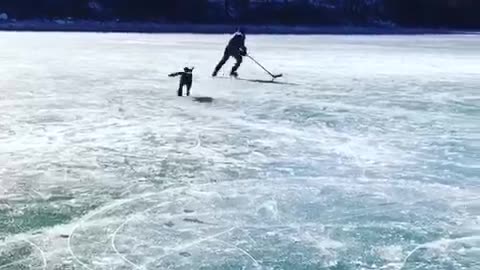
[169,67,193,85]
[226,31,247,55]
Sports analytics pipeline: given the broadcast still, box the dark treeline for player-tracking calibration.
[0,0,479,28]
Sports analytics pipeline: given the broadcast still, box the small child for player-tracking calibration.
[169,67,194,96]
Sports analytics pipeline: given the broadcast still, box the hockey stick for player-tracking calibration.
[247,55,283,80]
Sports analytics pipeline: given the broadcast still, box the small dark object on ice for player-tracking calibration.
[164,221,175,227]
[193,97,214,103]
[184,209,195,213]
[183,217,207,224]
[169,67,194,96]
[179,252,192,257]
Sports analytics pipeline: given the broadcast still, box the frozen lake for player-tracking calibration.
[0,32,479,270]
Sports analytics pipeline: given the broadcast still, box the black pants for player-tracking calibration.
[178,81,192,96]
[214,49,243,74]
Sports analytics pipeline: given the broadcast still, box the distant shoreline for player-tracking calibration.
[0,20,477,35]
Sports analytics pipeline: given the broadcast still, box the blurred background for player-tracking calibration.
[0,0,479,28]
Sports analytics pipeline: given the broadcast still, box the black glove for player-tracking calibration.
[240,49,247,56]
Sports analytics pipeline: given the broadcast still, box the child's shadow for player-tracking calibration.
[193,97,214,103]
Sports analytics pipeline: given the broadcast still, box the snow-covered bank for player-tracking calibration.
[0,20,477,35]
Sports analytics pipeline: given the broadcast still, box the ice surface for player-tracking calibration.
[0,32,479,270]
